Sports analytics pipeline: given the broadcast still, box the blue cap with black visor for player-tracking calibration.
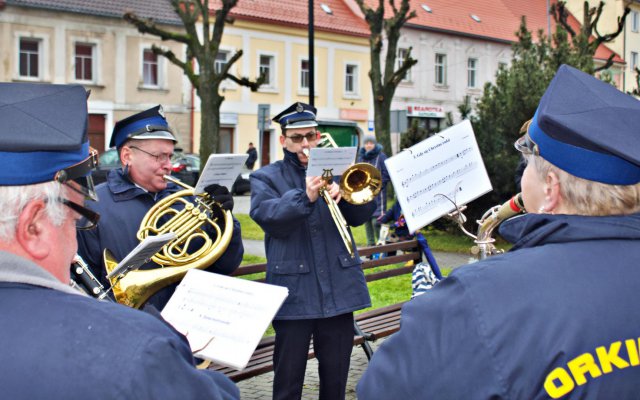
[515,64,640,185]
[110,105,177,149]
[0,82,100,229]
[272,102,318,130]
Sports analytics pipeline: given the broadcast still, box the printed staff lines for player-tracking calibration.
[401,147,473,188]
[405,161,476,204]
[411,187,462,218]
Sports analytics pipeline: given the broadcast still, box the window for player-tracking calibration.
[397,48,412,82]
[300,59,310,90]
[143,48,159,86]
[215,51,229,75]
[75,43,94,81]
[632,11,639,33]
[259,55,274,86]
[467,58,477,88]
[435,53,447,85]
[345,63,358,95]
[632,52,639,71]
[19,38,40,78]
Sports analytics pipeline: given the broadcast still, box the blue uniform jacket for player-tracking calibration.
[77,169,243,309]
[0,251,239,400]
[357,144,390,218]
[249,150,374,319]
[357,212,640,399]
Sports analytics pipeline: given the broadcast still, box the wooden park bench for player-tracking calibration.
[208,238,423,382]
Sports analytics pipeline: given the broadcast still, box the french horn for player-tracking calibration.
[103,175,233,309]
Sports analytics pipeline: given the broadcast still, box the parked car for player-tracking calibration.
[171,153,200,187]
[93,148,121,185]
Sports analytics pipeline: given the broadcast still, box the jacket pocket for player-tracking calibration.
[338,254,361,268]
[268,259,309,304]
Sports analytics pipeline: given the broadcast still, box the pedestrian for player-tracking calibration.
[356,135,390,247]
[0,82,239,399]
[250,102,375,400]
[246,142,258,170]
[357,65,640,398]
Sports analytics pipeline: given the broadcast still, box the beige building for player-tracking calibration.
[0,0,191,153]
[196,0,372,166]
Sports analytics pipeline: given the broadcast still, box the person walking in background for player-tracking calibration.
[246,142,258,170]
[356,135,390,247]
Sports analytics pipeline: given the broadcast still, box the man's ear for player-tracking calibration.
[15,200,50,260]
[279,135,286,146]
[543,171,561,213]
[120,146,132,166]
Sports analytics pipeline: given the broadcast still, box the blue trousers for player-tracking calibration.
[272,313,354,400]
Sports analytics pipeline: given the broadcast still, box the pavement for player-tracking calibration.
[232,195,471,398]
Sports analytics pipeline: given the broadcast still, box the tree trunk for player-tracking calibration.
[198,82,223,164]
[374,94,393,156]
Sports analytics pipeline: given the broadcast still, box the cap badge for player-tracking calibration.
[296,103,304,113]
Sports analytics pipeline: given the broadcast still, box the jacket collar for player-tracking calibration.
[0,251,85,296]
[499,212,640,251]
[283,149,306,171]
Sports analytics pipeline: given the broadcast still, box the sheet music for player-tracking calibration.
[194,153,249,195]
[106,232,176,279]
[385,120,492,233]
[161,269,289,370]
[306,147,357,177]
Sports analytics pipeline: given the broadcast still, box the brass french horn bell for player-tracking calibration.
[103,175,233,309]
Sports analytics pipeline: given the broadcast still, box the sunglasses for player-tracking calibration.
[285,132,318,143]
[58,198,100,230]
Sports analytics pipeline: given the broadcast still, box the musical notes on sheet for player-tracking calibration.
[385,120,492,233]
[161,269,288,370]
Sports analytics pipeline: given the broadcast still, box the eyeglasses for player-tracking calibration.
[514,134,539,156]
[285,132,318,143]
[129,146,173,163]
[58,198,100,230]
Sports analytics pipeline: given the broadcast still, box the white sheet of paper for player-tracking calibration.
[161,269,289,371]
[385,119,492,233]
[193,154,249,195]
[306,147,357,177]
[106,232,176,279]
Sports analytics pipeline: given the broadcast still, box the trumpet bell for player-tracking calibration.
[340,162,383,205]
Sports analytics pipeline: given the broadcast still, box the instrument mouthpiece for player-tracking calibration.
[302,148,310,157]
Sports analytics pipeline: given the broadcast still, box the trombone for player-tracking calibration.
[309,133,383,257]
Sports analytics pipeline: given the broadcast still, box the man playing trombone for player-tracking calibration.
[250,102,375,400]
[77,105,243,309]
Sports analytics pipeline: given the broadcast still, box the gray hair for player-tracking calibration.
[527,154,640,216]
[0,181,66,241]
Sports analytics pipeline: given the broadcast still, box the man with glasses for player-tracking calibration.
[77,105,243,309]
[0,82,239,399]
[250,102,375,400]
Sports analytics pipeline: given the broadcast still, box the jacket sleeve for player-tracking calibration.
[249,172,314,238]
[356,272,503,399]
[208,217,243,275]
[133,336,240,400]
[338,199,375,227]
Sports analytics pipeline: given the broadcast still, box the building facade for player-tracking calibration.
[193,0,372,166]
[0,0,191,152]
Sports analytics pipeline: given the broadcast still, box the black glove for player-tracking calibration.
[204,184,234,212]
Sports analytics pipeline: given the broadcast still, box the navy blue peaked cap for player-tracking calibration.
[272,102,318,130]
[110,105,177,149]
[527,64,640,185]
[0,82,96,187]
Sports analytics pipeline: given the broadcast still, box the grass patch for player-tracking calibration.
[236,214,264,240]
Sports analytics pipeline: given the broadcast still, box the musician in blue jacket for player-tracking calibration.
[357,65,640,399]
[0,82,239,399]
[77,105,243,309]
[250,102,375,400]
